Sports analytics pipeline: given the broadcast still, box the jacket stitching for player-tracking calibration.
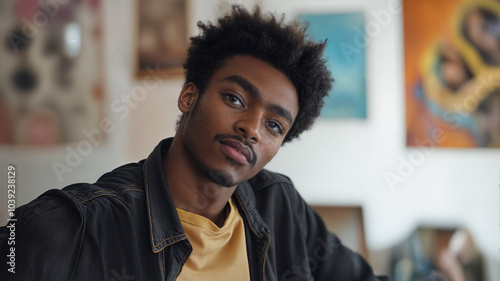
[160,252,165,281]
[144,158,158,250]
[175,250,190,279]
[152,234,187,253]
[78,187,143,204]
[145,157,186,252]
[79,184,141,200]
[234,192,261,238]
[262,231,271,281]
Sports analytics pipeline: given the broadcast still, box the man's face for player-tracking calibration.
[178,55,299,187]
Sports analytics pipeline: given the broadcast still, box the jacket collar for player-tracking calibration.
[143,138,187,253]
[234,181,269,238]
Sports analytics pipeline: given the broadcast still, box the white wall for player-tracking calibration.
[1,0,498,280]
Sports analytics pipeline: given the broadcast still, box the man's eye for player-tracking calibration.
[266,121,284,134]
[224,93,243,106]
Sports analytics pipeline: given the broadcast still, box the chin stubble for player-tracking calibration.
[206,168,235,188]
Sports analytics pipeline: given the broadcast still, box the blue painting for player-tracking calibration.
[298,13,367,119]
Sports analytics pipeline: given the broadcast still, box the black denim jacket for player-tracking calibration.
[0,138,389,281]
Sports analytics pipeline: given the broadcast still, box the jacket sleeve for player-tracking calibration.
[0,190,85,281]
[289,187,390,281]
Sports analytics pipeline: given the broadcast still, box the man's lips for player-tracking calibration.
[219,139,253,165]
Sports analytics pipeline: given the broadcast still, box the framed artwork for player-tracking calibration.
[405,0,500,148]
[390,227,484,281]
[297,12,367,119]
[136,0,189,78]
[312,206,368,260]
[0,0,105,146]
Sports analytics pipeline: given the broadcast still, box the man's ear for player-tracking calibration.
[178,82,199,114]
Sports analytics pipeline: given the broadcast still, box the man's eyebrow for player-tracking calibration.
[222,75,294,125]
[222,75,261,100]
[268,104,294,125]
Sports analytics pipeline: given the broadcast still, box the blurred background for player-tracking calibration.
[0,0,498,280]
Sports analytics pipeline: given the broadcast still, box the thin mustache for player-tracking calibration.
[214,134,257,165]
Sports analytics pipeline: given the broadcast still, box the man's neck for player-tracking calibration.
[163,137,236,227]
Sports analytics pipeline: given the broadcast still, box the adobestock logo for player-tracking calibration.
[384,127,447,192]
[281,237,334,281]
[109,267,135,281]
[385,73,500,191]
[340,0,403,63]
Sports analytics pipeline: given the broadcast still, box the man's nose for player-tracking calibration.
[234,110,262,143]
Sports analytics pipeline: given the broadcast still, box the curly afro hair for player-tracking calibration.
[183,5,333,143]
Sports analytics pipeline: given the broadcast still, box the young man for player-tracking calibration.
[1,6,388,281]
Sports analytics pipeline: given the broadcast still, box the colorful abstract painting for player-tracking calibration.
[405,0,500,148]
[298,12,367,119]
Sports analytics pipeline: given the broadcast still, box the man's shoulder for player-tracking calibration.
[11,159,147,223]
[61,160,146,205]
[94,160,146,189]
[14,160,147,216]
[247,168,294,190]
[0,160,149,279]
[4,160,147,239]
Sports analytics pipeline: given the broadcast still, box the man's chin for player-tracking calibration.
[207,169,236,187]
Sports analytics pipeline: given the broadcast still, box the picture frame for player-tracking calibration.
[297,12,367,119]
[0,0,106,146]
[135,0,189,78]
[404,0,500,148]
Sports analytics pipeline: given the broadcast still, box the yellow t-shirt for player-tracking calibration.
[176,198,251,281]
